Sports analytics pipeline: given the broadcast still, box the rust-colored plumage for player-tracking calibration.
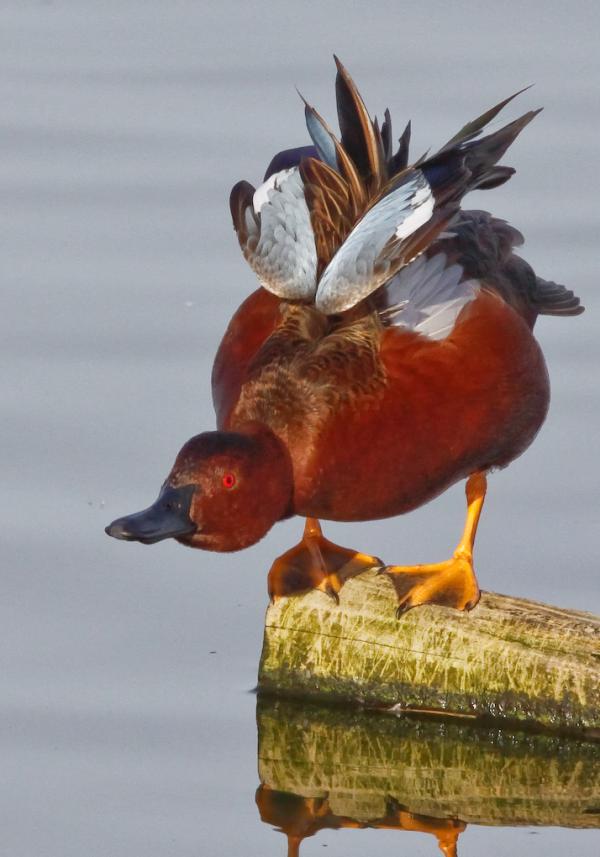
[106,59,583,615]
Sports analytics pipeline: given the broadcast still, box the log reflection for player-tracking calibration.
[256,696,600,855]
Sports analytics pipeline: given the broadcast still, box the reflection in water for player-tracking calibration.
[256,696,600,856]
[257,787,464,856]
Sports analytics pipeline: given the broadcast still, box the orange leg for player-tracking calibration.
[394,811,465,857]
[384,472,486,616]
[268,517,383,603]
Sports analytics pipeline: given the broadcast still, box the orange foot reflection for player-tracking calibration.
[256,785,465,857]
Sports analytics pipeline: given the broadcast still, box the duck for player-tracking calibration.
[106,58,583,615]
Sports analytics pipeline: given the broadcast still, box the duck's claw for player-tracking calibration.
[386,471,487,617]
[268,517,383,601]
[385,552,481,617]
[316,576,341,604]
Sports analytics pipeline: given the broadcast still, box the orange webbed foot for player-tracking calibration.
[268,518,383,603]
[384,471,487,617]
[383,552,481,616]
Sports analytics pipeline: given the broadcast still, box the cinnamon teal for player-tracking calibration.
[106,58,583,614]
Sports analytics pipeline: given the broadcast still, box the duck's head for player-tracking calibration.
[105,428,293,552]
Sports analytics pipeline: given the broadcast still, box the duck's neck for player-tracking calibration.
[242,422,295,522]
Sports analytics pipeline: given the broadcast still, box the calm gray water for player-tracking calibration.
[1,2,598,855]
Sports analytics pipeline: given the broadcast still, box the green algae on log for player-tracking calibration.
[258,569,600,737]
[257,696,600,832]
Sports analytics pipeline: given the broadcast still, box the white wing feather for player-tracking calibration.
[244,167,317,301]
[377,252,479,340]
[315,171,435,314]
[235,164,471,337]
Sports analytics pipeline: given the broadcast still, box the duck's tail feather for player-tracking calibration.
[532,278,585,316]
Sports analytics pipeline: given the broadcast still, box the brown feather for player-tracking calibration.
[229,180,256,248]
[300,97,367,211]
[332,135,367,209]
[372,116,388,181]
[441,87,533,150]
[391,120,411,173]
[334,55,384,187]
[380,109,393,161]
[463,109,542,189]
[300,157,356,276]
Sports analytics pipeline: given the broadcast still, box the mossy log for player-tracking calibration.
[258,570,600,737]
[257,697,600,832]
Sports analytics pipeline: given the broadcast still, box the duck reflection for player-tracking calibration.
[256,696,600,856]
[257,787,463,856]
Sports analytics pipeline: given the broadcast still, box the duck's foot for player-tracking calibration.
[390,809,465,857]
[385,471,487,617]
[383,550,481,617]
[268,517,383,602]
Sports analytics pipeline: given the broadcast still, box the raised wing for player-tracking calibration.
[314,169,439,314]
[230,57,540,316]
[230,167,318,301]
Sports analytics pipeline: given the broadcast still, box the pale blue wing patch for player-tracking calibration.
[315,170,435,314]
[376,252,479,340]
[304,103,339,171]
[243,167,318,301]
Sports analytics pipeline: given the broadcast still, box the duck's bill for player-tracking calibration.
[105,484,197,545]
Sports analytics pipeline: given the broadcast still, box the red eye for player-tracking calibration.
[222,473,236,490]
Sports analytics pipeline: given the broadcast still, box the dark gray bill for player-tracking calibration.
[105,483,196,544]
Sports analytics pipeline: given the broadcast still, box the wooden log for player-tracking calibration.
[257,696,600,833]
[258,569,600,737]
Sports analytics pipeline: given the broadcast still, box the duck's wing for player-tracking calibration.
[374,246,480,341]
[230,167,318,302]
[310,63,540,314]
[313,168,451,314]
[374,209,583,340]
[230,57,539,314]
